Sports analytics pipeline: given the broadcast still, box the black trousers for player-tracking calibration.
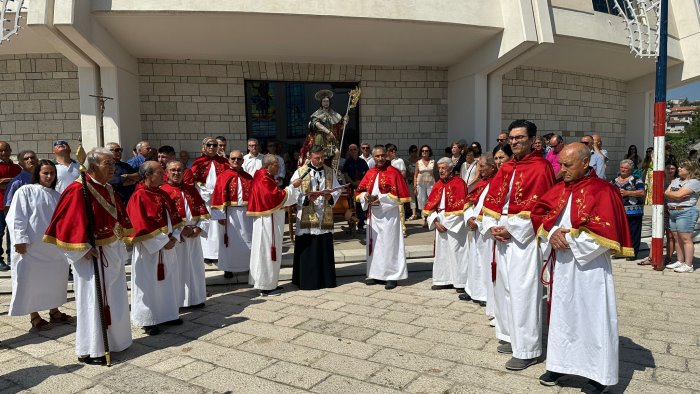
[627,214,643,256]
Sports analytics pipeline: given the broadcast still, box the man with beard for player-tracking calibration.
[211,150,254,279]
[161,160,209,308]
[479,119,555,371]
[532,143,631,394]
[422,157,469,293]
[355,145,411,290]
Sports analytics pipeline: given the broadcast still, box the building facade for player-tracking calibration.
[1,0,699,165]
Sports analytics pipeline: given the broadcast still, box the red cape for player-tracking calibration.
[422,176,468,216]
[466,176,493,208]
[247,168,287,216]
[190,154,229,185]
[531,169,634,257]
[160,181,210,221]
[481,150,555,220]
[126,183,184,244]
[354,164,411,203]
[211,169,253,210]
[44,174,133,250]
[299,123,342,166]
[163,168,194,185]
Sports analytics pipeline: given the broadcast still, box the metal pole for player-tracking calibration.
[650,0,668,271]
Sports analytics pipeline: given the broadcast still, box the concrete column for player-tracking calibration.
[78,66,100,150]
[101,66,142,150]
[447,73,487,144]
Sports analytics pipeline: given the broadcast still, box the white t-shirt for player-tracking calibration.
[667,178,700,208]
[55,160,80,194]
[391,158,407,173]
[242,153,263,176]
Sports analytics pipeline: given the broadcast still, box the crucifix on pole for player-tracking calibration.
[89,91,113,148]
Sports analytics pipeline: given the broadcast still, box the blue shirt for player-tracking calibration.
[3,171,32,207]
[611,175,645,216]
[126,155,145,170]
[590,151,606,179]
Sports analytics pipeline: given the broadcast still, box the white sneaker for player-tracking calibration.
[665,261,683,269]
[673,264,695,273]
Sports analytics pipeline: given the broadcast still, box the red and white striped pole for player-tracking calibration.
[650,0,668,271]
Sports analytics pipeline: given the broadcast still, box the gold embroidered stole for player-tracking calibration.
[299,165,335,230]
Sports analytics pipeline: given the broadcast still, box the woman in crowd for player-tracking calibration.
[532,136,546,157]
[6,160,71,330]
[625,145,641,169]
[642,147,654,205]
[413,144,436,226]
[407,145,420,220]
[493,144,513,169]
[664,161,700,273]
[612,159,646,261]
[460,147,480,191]
[450,141,464,168]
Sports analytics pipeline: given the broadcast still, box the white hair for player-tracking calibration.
[437,157,454,170]
[87,147,113,168]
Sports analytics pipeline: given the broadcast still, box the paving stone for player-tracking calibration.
[227,319,305,342]
[338,303,389,318]
[404,374,455,393]
[654,368,700,391]
[311,374,403,394]
[369,348,454,376]
[338,314,423,337]
[173,341,275,374]
[311,353,384,380]
[367,332,435,354]
[292,331,381,359]
[256,361,330,389]
[337,326,378,342]
[368,365,420,390]
[238,337,326,366]
[274,315,310,327]
[166,360,216,381]
[296,319,349,336]
[446,364,552,394]
[415,327,490,350]
[191,366,308,393]
[278,304,348,322]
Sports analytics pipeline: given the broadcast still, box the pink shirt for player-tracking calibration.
[545,150,561,174]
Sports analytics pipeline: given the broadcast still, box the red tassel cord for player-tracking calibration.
[157,250,165,281]
[540,250,556,324]
[490,240,497,283]
[367,204,373,256]
[271,214,277,261]
[98,247,112,327]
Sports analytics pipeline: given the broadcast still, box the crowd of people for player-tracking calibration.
[0,116,697,393]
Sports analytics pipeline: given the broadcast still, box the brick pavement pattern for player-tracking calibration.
[0,258,698,393]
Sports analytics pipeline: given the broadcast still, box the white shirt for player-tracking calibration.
[55,160,80,194]
[243,153,263,176]
[361,154,375,169]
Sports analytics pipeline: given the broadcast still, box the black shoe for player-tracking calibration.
[161,318,183,326]
[430,284,453,290]
[455,288,466,293]
[259,286,283,297]
[539,371,566,386]
[385,280,398,290]
[458,293,472,301]
[0,262,9,271]
[78,355,107,365]
[365,278,377,286]
[625,256,637,261]
[497,342,512,354]
[188,303,205,309]
[581,380,607,394]
[143,325,161,335]
[204,259,214,265]
[505,357,539,371]
[477,301,487,307]
[223,271,234,279]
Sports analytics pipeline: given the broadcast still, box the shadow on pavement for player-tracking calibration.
[0,364,84,392]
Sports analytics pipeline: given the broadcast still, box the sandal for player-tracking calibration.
[30,316,50,331]
[637,257,653,266]
[49,311,73,324]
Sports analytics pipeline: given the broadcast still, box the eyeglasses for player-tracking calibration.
[361,146,370,150]
[23,156,37,161]
[205,143,217,148]
[110,148,123,153]
[53,140,68,147]
[509,135,529,142]
[421,149,430,153]
[229,157,244,161]
[497,138,506,142]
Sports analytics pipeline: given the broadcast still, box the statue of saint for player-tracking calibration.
[299,90,348,166]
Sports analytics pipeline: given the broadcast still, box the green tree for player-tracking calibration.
[668,114,700,161]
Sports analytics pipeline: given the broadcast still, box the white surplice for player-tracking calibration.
[473,184,497,317]
[248,185,300,290]
[464,184,491,303]
[175,193,209,307]
[211,177,253,273]
[539,196,619,386]
[481,170,543,360]
[7,185,68,315]
[427,188,468,287]
[197,163,222,260]
[131,212,181,326]
[359,175,408,281]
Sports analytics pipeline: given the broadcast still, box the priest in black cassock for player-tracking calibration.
[291,145,341,290]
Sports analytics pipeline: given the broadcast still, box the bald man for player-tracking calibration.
[531,143,633,394]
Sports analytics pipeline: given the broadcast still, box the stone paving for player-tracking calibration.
[0,253,698,393]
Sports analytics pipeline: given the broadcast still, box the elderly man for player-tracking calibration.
[3,150,37,209]
[0,141,21,272]
[463,153,498,310]
[267,141,286,185]
[161,160,209,308]
[191,137,229,263]
[243,138,263,176]
[496,132,508,149]
[545,135,565,181]
[580,135,605,179]
[247,155,301,296]
[532,143,632,394]
[291,146,341,290]
[356,145,411,290]
[480,119,555,371]
[422,157,469,292]
[44,147,133,365]
[127,140,153,169]
[359,143,375,168]
[211,150,254,279]
[53,140,81,193]
[126,161,184,335]
[159,145,193,184]
[342,144,370,232]
[107,142,139,204]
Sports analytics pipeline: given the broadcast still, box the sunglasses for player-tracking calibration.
[361,146,370,150]
[23,156,37,160]
[421,149,430,152]
[229,157,244,161]
[53,140,68,146]
[110,148,123,153]
[206,143,217,148]
[497,138,506,142]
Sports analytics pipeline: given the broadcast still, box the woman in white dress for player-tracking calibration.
[7,160,71,330]
[413,145,436,227]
